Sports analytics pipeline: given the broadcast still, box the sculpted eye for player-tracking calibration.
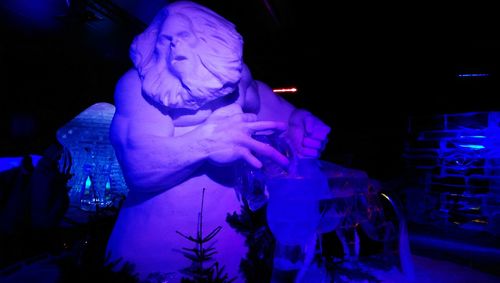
[177,31,191,39]
[158,35,172,45]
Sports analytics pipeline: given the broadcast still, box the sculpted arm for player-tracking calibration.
[242,66,331,159]
[110,70,207,192]
[111,70,289,193]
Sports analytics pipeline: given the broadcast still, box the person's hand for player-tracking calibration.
[201,104,289,168]
[286,109,331,159]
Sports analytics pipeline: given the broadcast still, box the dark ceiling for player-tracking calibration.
[2,1,499,105]
[1,0,499,179]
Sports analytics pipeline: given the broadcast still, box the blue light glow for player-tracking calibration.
[458,144,485,150]
[457,73,490,78]
[459,136,486,139]
[3,0,66,29]
[85,176,92,189]
[0,155,42,172]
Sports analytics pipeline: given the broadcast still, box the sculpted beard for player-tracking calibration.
[140,48,241,111]
[133,2,244,111]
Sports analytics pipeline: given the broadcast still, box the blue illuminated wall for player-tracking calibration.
[403,112,500,235]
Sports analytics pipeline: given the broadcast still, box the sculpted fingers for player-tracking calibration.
[298,147,320,159]
[302,137,322,149]
[301,135,328,159]
[243,137,289,167]
[305,117,331,140]
[313,124,331,140]
[240,113,258,122]
[247,121,287,133]
[212,112,257,124]
[240,149,262,168]
[304,115,316,134]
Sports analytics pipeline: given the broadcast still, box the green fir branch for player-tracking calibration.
[176,188,236,283]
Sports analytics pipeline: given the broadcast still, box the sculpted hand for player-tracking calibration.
[286,109,331,159]
[201,104,289,168]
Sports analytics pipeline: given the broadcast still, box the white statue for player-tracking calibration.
[105,1,330,282]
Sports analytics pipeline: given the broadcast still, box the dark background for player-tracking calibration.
[1,0,499,182]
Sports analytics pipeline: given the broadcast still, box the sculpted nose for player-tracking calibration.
[170,37,181,47]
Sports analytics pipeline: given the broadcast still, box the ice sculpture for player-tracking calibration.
[56,102,127,210]
[404,111,500,234]
[104,1,330,281]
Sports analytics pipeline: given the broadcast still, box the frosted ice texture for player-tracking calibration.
[56,102,127,207]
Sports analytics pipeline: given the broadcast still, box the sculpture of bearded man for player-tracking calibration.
[106,1,331,282]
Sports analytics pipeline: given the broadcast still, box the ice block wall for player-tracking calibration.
[403,112,500,234]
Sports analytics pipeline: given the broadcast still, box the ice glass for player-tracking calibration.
[266,176,321,283]
[266,176,322,246]
[80,162,112,212]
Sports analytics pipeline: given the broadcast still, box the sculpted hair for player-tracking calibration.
[130,1,244,109]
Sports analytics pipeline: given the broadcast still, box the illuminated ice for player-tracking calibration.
[56,102,127,208]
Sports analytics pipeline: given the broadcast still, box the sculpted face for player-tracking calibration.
[159,14,199,79]
[130,1,244,111]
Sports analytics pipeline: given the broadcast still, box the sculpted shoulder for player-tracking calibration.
[113,69,142,114]
[113,69,169,124]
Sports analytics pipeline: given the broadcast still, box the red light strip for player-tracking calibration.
[272,87,297,93]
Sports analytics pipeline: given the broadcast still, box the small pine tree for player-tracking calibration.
[176,188,236,283]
